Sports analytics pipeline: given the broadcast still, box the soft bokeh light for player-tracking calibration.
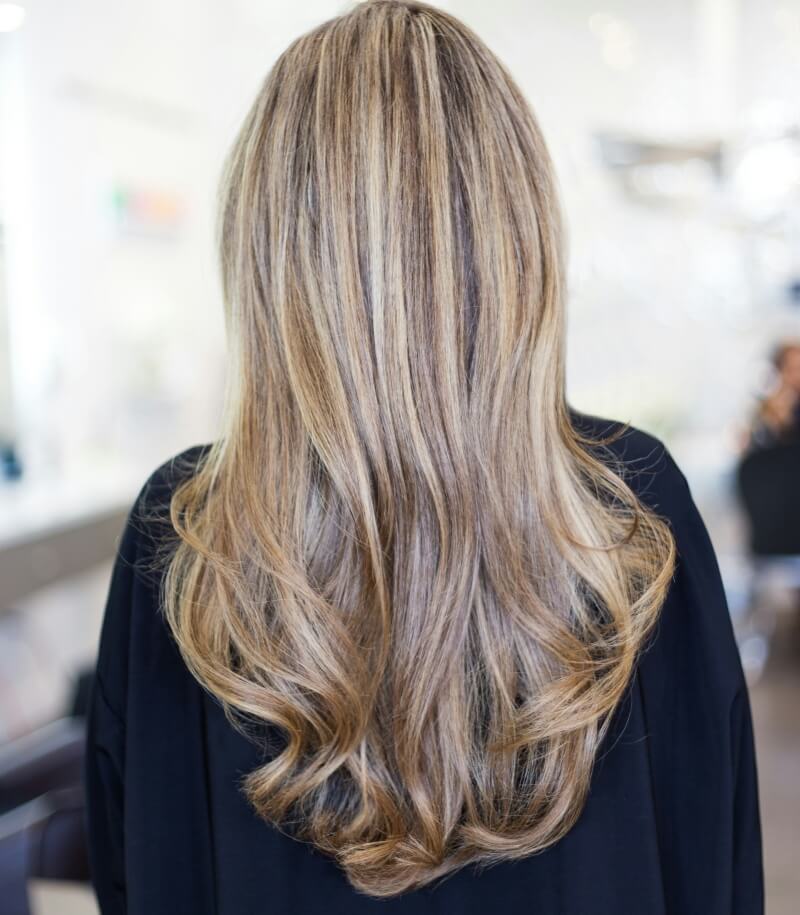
[0,2,25,33]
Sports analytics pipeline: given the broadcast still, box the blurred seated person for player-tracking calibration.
[735,338,800,573]
[745,339,800,452]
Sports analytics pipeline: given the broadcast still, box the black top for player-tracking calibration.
[748,398,800,450]
[84,411,764,914]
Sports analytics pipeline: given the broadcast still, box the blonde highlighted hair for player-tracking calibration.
[163,0,675,897]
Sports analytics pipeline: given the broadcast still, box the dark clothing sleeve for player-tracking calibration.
[731,687,763,915]
[680,458,764,914]
[85,677,127,913]
[84,450,211,915]
[84,487,145,915]
[638,446,764,914]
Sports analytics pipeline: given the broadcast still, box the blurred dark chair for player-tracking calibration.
[0,718,85,815]
[0,787,89,915]
[736,441,800,557]
[0,671,93,914]
[735,442,800,678]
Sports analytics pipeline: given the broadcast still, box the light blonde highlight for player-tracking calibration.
[163,0,676,897]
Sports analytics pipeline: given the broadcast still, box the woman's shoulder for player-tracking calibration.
[125,443,213,538]
[568,407,693,525]
[571,410,748,698]
[132,443,213,513]
[111,443,215,596]
[91,444,215,723]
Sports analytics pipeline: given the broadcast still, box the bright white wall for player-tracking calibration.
[453,0,800,458]
[1,0,798,489]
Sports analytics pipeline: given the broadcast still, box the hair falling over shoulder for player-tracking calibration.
[163,0,676,898]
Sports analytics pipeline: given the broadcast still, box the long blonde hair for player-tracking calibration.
[163,0,675,897]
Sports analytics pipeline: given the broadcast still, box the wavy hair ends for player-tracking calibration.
[163,0,676,899]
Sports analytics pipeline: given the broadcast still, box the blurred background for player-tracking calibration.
[0,0,798,912]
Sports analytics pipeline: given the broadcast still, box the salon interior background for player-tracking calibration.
[0,1,798,913]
